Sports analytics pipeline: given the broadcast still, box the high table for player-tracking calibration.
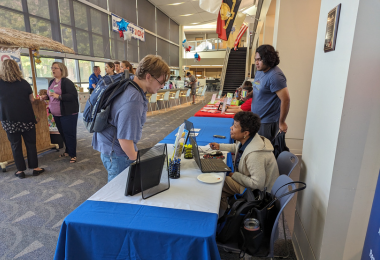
[159,116,234,145]
[194,107,236,119]
[54,146,230,260]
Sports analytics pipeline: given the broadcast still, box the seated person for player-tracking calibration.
[221,81,253,113]
[209,112,279,211]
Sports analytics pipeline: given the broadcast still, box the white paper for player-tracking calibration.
[210,94,216,104]
[221,102,227,114]
[226,97,232,105]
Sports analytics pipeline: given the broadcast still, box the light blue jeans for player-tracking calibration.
[100,152,134,182]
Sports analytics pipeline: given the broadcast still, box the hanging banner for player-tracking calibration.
[0,47,22,72]
[111,13,145,42]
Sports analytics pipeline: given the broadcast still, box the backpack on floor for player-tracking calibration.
[83,71,139,133]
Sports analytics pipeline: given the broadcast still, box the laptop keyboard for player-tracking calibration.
[201,159,229,172]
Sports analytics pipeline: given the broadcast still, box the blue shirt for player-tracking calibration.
[92,82,148,156]
[89,73,102,90]
[251,66,287,123]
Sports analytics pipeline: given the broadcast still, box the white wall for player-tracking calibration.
[273,0,321,154]
[294,0,380,259]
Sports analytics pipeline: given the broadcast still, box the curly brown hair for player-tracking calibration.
[1,59,23,82]
[135,55,170,82]
[256,45,280,68]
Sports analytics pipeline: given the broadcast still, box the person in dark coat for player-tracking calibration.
[40,62,79,163]
[0,59,45,178]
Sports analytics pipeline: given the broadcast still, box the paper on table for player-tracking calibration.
[226,97,232,105]
[176,132,199,137]
[210,94,216,104]
[221,102,227,114]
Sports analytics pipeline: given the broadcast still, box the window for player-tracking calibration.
[61,26,73,49]
[90,9,102,34]
[93,34,104,57]
[65,59,79,83]
[21,56,33,84]
[58,0,71,25]
[27,0,50,19]
[30,17,52,38]
[94,61,105,75]
[0,8,25,31]
[35,57,55,77]
[76,30,90,55]
[73,1,88,30]
[0,0,23,11]
[78,60,92,83]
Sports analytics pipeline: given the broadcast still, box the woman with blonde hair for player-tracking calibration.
[120,60,134,75]
[40,62,79,163]
[105,62,115,76]
[0,59,44,178]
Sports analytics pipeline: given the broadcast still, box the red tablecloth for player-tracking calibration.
[194,104,236,118]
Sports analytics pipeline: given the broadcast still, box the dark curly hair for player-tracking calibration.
[242,81,253,93]
[234,112,261,137]
[256,45,280,68]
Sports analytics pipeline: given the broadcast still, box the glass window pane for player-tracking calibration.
[58,0,71,25]
[0,8,25,31]
[94,61,104,76]
[78,60,92,82]
[93,34,104,57]
[61,26,73,49]
[27,0,50,19]
[0,0,23,11]
[76,30,90,55]
[30,17,52,38]
[110,39,116,60]
[73,1,88,30]
[64,59,79,82]
[90,9,102,34]
[21,56,33,85]
[117,40,125,60]
[35,57,55,77]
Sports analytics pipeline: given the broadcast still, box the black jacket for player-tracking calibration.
[271,131,289,159]
[49,78,79,116]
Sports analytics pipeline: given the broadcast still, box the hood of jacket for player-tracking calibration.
[236,133,274,154]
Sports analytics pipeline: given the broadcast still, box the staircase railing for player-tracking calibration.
[220,47,231,93]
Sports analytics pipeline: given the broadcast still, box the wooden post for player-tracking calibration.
[29,48,37,97]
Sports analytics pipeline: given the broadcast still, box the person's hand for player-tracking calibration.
[228,172,234,177]
[50,92,60,99]
[209,142,220,150]
[279,121,288,133]
[247,91,253,99]
[40,94,48,100]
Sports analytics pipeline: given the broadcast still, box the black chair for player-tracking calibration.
[218,175,301,259]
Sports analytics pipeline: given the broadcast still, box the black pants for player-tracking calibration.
[54,114,78,157]
[258,121,279,142]
[89,89,94,94]
[6,127,38,171]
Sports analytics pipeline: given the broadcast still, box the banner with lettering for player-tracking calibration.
[111,13,145,42]
[0,47,22,72]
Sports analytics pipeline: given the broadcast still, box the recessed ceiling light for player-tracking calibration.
[180,14,193,16]
[191,22,199,24]
[168,2,184,5]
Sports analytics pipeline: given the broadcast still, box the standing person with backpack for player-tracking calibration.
[92,55,170,182]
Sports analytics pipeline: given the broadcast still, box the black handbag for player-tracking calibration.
[217,182,306,257]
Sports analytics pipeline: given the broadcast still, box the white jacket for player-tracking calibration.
[219,133,279,193]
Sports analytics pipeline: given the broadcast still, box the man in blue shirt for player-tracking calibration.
[92,55,170,182]
[88,66,102,94]
[250,45,290,141]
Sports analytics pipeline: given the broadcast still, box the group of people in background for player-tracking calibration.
[88,60,134,94]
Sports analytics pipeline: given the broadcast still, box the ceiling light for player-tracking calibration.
[168,2,184,5]
[191,22,199,24]
[180,14,193,16]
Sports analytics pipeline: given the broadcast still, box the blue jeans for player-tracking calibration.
[100,153,133,182]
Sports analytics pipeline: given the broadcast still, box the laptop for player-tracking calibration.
[190,136,231,173]
[184,119,197,144]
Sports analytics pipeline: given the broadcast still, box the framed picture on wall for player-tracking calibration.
[324,4,341,52]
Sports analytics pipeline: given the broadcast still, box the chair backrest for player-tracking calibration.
[174,90,180,99]
[186,88,191,97]
[163,91,170,100]
[150,93,157,103]
[268,175,296,257]
[277,151,299,176]
[197,87,203,94]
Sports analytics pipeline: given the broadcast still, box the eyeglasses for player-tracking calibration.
[51,67,60,70]
[152,75,165,86]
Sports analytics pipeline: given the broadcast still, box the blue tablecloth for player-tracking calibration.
[54,201,220,260]
[159,116,234,145]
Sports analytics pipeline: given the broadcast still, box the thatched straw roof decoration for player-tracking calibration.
[0,27,75,54]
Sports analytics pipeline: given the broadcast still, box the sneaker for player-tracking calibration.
[32,168,45,176]
[15,171,25,179]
